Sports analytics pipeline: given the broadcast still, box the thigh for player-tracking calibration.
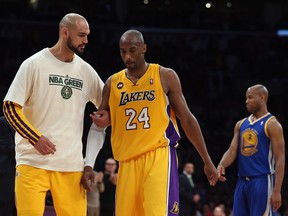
[144,146,179,216]
[249,175,275,216]
[50,171,86,216]
[15,165,49,216]
[233,178,249,216]
[116,159,142,216]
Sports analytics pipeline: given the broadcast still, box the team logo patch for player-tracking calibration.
[117,82,124,89]
[241,129,258,156]
[61,86,73,99]
[49,74,83,100]
[170,201,179,214]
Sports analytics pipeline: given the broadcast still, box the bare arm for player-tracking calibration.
[217,120,241,181]
[90,77,111,127]
[267,118,285,212]
[160,66,217,185]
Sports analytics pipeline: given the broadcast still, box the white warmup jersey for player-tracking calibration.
[4,48,104,171]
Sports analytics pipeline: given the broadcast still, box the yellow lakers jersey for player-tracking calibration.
[109,64,180,161]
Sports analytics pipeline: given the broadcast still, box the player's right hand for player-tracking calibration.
[217,165,226,182]
[34,135,56,155]
[90,110,110,128]
[81,166,96,192]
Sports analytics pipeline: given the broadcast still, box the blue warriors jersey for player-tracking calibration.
[109,63,180,161]
[238,113,275,177]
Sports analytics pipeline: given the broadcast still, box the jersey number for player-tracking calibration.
[125,107,150,130]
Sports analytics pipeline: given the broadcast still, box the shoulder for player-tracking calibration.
[234,117,247,132]
[159,65,177,77]
[266,115,282,129]
[21,48,47,66]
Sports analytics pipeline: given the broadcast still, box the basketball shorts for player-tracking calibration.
[15,164,86,216]
[233,174,275,216]
[115,145,179,216]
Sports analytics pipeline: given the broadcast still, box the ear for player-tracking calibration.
[142,44,147,54]
[62,27,69,39]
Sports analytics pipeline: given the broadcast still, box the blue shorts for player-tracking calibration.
[233,174,275,216]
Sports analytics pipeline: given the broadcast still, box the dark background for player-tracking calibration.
[0,0,287,214]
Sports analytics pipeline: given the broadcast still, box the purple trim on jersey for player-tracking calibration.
[167,146,179,215]
[165,105,180,146]
[4,101,40,144]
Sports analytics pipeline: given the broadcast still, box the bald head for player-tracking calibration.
[247,84,269,102]
[120,29,145,45]
[59,13,88,30]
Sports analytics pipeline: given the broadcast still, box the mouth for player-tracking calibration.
[125,61,133,67]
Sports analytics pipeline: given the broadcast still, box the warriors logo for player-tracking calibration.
[241,129,258,156]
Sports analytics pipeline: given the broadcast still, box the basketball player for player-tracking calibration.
[82,29,218,216]
[217,84,285,216]
[3,13,107,215]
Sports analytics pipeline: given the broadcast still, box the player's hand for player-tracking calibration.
[90,110,111,128]
[204,162,218,186]
[81,166,96,192]
[217,165,227,182]
[270,190,282,212]
[34,135,56,155]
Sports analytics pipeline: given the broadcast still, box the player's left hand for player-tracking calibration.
[270,190,282,212]
[204,162,218,186]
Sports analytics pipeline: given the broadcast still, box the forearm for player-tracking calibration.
[273,155,285,193]
[85,123,106,167]
[218,150,236,168]
[3,101,41,145]
[181,115,211,164]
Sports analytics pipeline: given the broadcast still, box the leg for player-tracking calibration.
[144,146,179,216]
[50,171,86,216]
[232,178,249,216]
[115,159,144,216]
[249,175,275,216]
[15,165,49,216]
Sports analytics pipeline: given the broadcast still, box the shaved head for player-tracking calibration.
[120,29,145,45]
[59,13,87,30]
[247,84,269,102]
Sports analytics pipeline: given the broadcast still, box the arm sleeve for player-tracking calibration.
[84,123,106,168]
[3,101,42,145]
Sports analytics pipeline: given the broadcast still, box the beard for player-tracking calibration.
[67,37,84,56]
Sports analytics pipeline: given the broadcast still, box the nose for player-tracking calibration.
[83,36,88,44]
[124,53,131,60]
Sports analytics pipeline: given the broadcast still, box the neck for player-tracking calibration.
[126,62,149,79]
[251,110,268,121]
[49,43,74,62]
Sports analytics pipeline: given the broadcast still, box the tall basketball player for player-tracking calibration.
[82,29,218,216]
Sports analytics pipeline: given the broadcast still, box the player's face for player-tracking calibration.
[119,39,146,70]
[67,21,90,55]
[245,88,261,113]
